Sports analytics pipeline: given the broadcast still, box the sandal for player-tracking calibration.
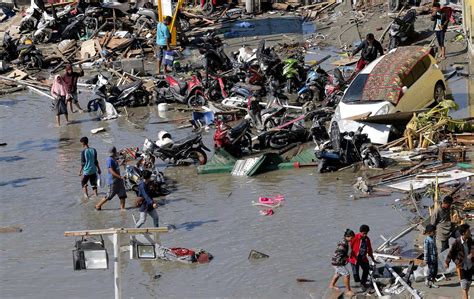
[95,206,101,211]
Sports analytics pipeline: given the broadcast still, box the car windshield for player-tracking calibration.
[342,74,369,103]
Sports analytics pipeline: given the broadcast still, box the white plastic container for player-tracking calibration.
[158,103,169,112]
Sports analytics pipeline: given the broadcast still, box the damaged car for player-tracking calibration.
[330,46,446,145]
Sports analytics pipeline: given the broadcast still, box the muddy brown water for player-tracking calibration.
[0,91,412,298]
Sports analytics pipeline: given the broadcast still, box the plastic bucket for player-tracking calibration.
[158,103,169,112]
[163,51,174,66]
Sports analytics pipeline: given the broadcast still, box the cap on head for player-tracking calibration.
[360,224,370,233]
[425,224,436,234]
[80,136,89,145]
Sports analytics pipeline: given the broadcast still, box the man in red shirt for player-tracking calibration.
[349,224,379,291]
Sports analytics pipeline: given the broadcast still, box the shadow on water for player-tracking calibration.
[0,100,20,107]
[175,219,219,231]
[0,156,24,163]
[11,138,72,153]
[0,177,44,188]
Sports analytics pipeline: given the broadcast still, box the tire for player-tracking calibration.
[388,0,400,12]
[434,83,445,104]
[263,118,277,130]
[389,37,400,51]
[286,79,293,94]
[187,93,206,108]
[269,131,290,149]
[240,133,253,153]
[186,149,207,165]
[365,151,382,168]
[317,158,327,173]
[201,0,214,16]
[330,122,341,152]
[179,18,191,32]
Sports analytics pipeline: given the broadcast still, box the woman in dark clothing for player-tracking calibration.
[50,75,69,126]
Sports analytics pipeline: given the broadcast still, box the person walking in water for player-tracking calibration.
[431,196,454,253]
[431,3,449,60]
[50,75,69,126]
[62,63,84,113]
[329,229,355,296]
[155,16,171,75]
[95,147,127,211]
[135,170,159,228]
[79,137,101,198]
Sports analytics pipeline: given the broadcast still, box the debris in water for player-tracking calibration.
[248,250,269,260]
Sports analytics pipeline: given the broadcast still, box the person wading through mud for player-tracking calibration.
[349,224,380,291]
[155,16,172,75]
[350,33,384,74]
[431,195,454,253]
[50,75,69,126]
[135,170,159,228]
[79,137,101,198]
[62,63,84,113]
[329,229,355,296]
[445,224,473,299]
[95,147,127,211]
[431,2,449,60]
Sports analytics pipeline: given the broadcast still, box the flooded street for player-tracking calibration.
[0,91,409,298]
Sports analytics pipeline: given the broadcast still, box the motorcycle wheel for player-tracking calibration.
[330,122,341,152]
[263,118,277,130]
[187,94,206,108]
[186,149,208,165]
[388,37,400,51]
[179,18,191,32]
[269,131,290,149]
[31,55,43,69]
[388,0,400,12]
[286,79,293,94]
[201,0,214,16]
[240,133,253,154]
[317,158,328,173]
[365,150,382,168]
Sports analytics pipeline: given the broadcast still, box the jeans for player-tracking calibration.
[135,209,159,228]
[427,262,438,282]
[351,257,370,286]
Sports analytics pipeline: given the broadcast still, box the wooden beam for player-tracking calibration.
[64,227,169,237]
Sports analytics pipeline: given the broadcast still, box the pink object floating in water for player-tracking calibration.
[259,209,274,216]
[258,195,285,205]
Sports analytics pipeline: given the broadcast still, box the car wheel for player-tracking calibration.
[434,83,445,103]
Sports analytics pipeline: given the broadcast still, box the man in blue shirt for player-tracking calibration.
[79,137,101,198]
[95,147,127,211]
[155,16,171,75]
[135,170,159,228]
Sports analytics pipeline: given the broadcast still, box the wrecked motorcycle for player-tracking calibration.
[143,132,209,165]
[214,119,253,157]
[153,73,208,107]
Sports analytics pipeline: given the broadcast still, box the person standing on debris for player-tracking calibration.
[155,16,172,75]
[423,224,439,288]
[445,223,473,299]
[430,195,454,253]
[79,137,101,198]
[50,75,69,126]
[95,147,127,211]
[431,2,449,60]
[135,170,159,228]
[329,229,355,296]
[349,224,379,291]
[62,64,84,113]
[350,33,384,73]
